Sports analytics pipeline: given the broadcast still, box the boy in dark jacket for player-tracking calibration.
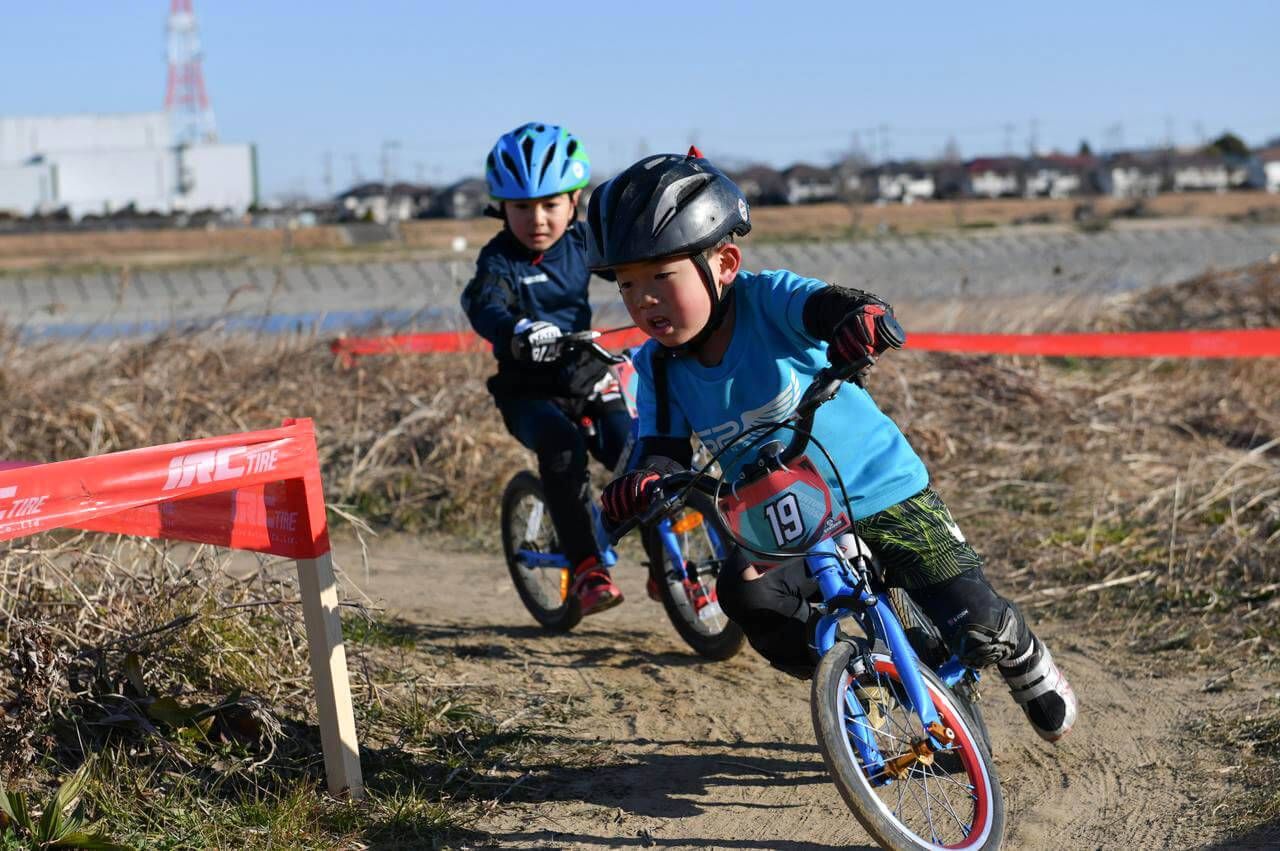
[461,122,629,615]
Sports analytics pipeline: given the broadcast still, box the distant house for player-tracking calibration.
[1260,147,1280,193]
[731,165,788,206]
[1023,154,1097,198]
[338,181,432,223]
[782,163,839,204]
[870,161,937,203]
[1101,153,1164,198]
[966,157,1023,198]
[1228,155,1266,191]
[1168,153,1232,193]
[433,178,488,219]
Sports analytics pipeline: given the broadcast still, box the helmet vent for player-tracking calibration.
[566,139,579,157]
[500,150,522,185]
[538,143,557,187]
[520,136,535,170]
[674,173,712,208]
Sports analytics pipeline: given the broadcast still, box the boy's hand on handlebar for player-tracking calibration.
[601,470,661,527]
[831,305,906,365]
[511,319,564,362]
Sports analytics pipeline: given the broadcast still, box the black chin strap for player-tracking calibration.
[672,253,734,356]
[652,252,734,435]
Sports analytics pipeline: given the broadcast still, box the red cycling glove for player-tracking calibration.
[601,471,661,526]
[831,304,904,365]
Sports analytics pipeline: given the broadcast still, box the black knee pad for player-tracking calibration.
[909,568,1031,669]
[951,603,1025,667]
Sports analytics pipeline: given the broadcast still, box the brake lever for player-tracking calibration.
[588,340,626,365]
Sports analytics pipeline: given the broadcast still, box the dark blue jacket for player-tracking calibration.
[460,223,599,398]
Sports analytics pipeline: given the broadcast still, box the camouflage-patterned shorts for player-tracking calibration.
[856,487,983,590]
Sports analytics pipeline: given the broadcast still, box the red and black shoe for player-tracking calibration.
[570,557,624,616]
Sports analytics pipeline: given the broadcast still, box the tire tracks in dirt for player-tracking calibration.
[345,536,1262,850]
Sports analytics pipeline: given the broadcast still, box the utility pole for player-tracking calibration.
[322,151,334,198]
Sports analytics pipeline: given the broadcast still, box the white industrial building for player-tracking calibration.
[0,112,256,218]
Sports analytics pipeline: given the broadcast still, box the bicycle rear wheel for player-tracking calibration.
[811,641,1005,851]
[500,471,581,632]
[644,508,744,660]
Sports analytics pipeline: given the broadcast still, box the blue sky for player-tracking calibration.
[3,1,1277,200]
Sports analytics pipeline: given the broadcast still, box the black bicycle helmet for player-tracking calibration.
[586,149,751,352]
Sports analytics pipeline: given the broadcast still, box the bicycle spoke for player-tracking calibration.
[914,763,971,837]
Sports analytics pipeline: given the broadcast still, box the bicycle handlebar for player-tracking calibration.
[559,330,625,366]
[605,354,877,545]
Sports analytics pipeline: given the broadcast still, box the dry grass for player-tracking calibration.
[0,536,599,847]
[0,258,1277,844]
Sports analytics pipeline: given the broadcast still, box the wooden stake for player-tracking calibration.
[296,551,364,798]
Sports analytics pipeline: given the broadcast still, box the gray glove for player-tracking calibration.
[511,319,564,363]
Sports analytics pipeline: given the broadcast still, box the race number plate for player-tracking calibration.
[718,456,850,560]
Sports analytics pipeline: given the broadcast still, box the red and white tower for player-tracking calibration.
[164,0,217,144]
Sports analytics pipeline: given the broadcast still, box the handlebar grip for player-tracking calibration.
[604,472,715,545]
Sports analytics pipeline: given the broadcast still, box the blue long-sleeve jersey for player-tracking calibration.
[460,224,594,364]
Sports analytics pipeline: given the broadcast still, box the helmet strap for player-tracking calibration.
[673,252,733,355]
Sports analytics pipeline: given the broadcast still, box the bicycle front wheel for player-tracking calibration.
[811,641,1005,851]
[500,471,581,632]
[644,509,744,661]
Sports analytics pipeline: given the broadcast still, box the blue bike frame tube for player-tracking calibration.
[867,593,942,729]
[589,503,620,568]
[516,549,571,569]
[656,518,690,582]
[805,540,886,773]
[706,523,726,560]
[937,659,969,689]
[806,539,866,656]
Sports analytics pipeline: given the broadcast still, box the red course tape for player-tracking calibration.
[331,327,1280,361]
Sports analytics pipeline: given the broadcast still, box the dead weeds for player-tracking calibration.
[0,258,1277,844]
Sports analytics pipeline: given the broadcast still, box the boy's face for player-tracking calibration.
[503,191,579,252]
[615,244,740,348]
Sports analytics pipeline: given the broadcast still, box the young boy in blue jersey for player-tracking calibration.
[588,151,1077,742]
[461,122,629,616]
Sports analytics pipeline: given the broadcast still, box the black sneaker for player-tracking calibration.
[999,637,1077,742]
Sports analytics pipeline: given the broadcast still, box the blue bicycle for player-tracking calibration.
[499,332,745,660]
[611,359,1004,850]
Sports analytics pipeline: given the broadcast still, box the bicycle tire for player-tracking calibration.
[500,471,581,632]
[812,641,1005,851]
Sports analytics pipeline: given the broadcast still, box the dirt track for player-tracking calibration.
[343,535,1277,850]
